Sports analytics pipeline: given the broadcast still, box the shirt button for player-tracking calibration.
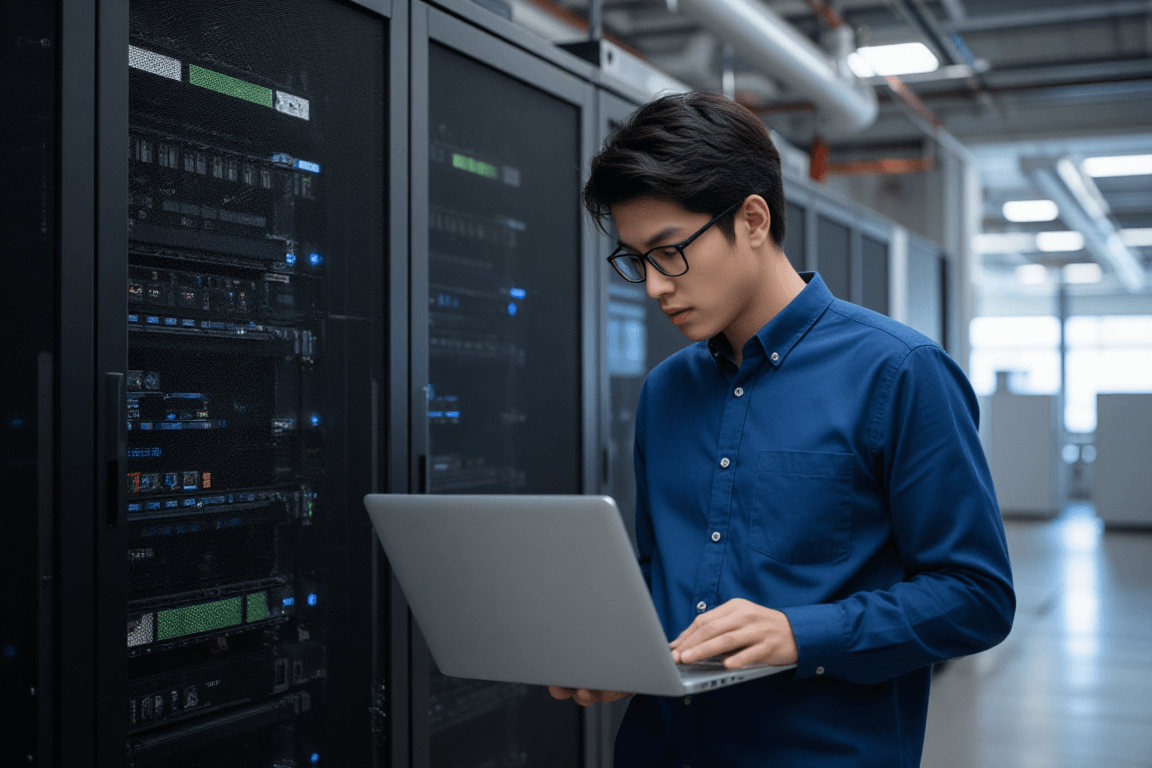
[734,386,744,397]
[816,666,825,675]
[711,531,721,542]
[683,697,692,706]
[720,457,730,468]
[770,352,780,362]
[696,601,707,612]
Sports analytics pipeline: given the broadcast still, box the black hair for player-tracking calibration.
[584,91,786,247]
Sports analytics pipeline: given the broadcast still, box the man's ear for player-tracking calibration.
[741,195,772,248]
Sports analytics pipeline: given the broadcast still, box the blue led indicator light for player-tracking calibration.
[3,645,16,659]
[282,597,295,607]
[285,253,297,265]
[428,411,443,418]
[295,159,321,174]
[446,411,460,419]
[309,252,324,267]
[146,316,160,324]
[8,417,25,428]
[311,754,320,765]
[310,415,322,427]
[509,287,526,299]
[128,314,139,323]
[307,593,318,606]
[507,303,517,316]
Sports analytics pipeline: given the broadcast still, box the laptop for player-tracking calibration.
[364,493,794,697]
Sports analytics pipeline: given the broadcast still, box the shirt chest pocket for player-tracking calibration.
[748,451,853,564]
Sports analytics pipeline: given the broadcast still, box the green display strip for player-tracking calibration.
[452,153,497,179]
[246,592,270,623]
[157,596,243,641]
[188,65,273,108]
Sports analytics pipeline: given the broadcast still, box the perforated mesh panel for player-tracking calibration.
[125,2,385,764]
[422,43,583,768]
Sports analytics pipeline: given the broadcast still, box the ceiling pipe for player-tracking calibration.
[673,0,878,132]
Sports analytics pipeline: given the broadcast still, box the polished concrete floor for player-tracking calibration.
[921,506,1152,768]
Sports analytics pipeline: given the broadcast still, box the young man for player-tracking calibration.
[549,92,1014,766]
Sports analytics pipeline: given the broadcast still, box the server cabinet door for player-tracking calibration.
[2,3,60,765]
[861,236,890,316]
[121,2,390,765]
[410,7,595,767]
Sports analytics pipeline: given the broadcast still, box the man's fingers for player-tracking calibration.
[675,612,751,658]
[678,628,758,664]
[548,686,575,701]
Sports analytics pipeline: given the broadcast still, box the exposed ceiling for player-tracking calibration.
[518,0,1152,296]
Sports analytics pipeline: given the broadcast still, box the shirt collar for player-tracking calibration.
[707,272,833,369]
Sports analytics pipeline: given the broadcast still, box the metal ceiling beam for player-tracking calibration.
[1022,156,1146,292]
[949,1,1152,33]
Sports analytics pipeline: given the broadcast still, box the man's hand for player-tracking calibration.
[547,686,632,706]
[670,598,799,668]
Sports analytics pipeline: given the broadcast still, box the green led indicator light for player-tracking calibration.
[188,65,273,108]
[157,596,242,641]
[246,592,270,623]
[452,153,497,179]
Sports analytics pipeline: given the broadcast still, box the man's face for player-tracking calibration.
[611,196,760,343]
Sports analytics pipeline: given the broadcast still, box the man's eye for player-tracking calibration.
[653,248,680,261]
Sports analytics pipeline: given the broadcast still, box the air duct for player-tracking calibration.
[674,0,878,132]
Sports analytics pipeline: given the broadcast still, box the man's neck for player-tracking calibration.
[724,252,808,366]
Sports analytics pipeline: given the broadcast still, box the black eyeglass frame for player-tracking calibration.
[606,200,743,283]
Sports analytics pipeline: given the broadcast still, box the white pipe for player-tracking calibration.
[675,0,878,132]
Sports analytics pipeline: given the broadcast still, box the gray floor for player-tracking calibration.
[921,505,1152,768]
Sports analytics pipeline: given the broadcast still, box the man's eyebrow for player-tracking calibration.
[617,225,684,252]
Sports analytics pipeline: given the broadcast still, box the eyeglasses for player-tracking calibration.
[607,201,742,283]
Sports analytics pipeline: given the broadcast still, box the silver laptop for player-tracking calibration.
[364,493,794,697]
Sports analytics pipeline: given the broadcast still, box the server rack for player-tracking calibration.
[6,0,405,765]
[407,3,599,766]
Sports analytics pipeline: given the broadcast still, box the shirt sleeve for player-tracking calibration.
[782,344,1016,683]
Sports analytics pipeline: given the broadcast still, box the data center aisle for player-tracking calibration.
[921,506,1152,768]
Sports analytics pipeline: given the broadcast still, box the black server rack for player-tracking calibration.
[408,5,598,766]
[122,2,390,765]
[3,0,397,765]
[2,3,59,765]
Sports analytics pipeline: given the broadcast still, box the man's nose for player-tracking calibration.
[646,267,674,300]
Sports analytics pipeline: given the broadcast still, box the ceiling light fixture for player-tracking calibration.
[851,43,938,78]
[975,232,1035,253]
[1002,200,1059,223]
[1062,263,1103,284]
[1081,154,1152,178]
[1015,264,1048,285]
[1120,228,1152,248]
[1035,231,1085,252]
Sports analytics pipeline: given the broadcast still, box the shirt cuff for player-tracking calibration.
[781,602,845,679]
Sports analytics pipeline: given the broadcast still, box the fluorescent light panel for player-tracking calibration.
[851,43,939,77]
[1036,231,1085,253]
[1062,263,1103,284]
[1002,199,1058,223]
[1015,264,1048,285]
[1120,228,1152,248]
[976,232,1035,253]
[1081,154,1152,177]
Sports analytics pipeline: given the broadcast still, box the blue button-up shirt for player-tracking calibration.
[616,273,1014,767]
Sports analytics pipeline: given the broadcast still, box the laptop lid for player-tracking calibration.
[365,494,693,697]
